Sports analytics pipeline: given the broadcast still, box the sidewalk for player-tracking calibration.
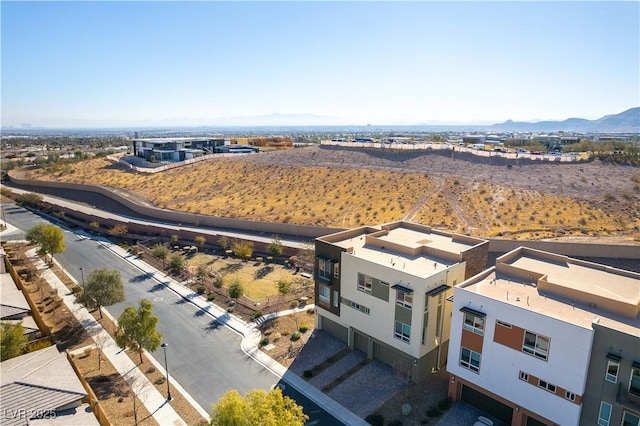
[90,233,369,426]
[27,248,188,426]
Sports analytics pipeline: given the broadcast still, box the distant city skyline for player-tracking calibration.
[2,1,638,128]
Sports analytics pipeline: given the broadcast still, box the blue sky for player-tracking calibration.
[2,1,638,128]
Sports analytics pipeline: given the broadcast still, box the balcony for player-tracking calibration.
[617,382,640,409]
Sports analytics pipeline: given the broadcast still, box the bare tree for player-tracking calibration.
[124,370,150,426]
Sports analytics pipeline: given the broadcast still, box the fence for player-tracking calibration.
[66,350,111,426]
[3,250,52,337]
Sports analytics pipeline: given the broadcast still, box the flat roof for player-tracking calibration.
[459,249,640,334]
[323,222,485,278]
[505,252,639,306]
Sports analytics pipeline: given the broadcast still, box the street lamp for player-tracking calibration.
[161,343,172,401]
[79,267,85,286]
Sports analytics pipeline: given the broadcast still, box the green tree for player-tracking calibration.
[277,279,291,297]
[152,243,169,267]
[1,321,28,361]
[228,278,244,300]
[115,299,162,364]
[25,223,66,262]
[194,235,206,248]
[75,268,126,319]
[209,387,308,426]
[169,254,184,273]
[267,235,283,258]
[232,239,253,260]
[218,235,230,251]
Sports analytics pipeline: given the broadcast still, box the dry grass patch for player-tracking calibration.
[186,254,313,302]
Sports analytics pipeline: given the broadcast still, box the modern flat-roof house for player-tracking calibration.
[447,246,640,426]
[314,221,488,382]
[131,137,226,162]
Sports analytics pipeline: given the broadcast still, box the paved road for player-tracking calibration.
[1,204,347,425]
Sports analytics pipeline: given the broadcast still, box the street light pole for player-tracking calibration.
[161,343,172,401]
[79,267,85,286]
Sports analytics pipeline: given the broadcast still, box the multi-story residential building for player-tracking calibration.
[447,246,640,426]
[314,221,488,382]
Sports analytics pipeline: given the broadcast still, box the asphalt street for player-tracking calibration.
[1,203,345,425]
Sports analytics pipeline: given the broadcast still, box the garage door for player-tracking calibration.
[320,317,348,343]
[374,343,412,374]
[461,385,513,424]
[353,331,368,353]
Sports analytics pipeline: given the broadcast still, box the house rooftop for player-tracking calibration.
[458,247,640,334]
[319,221,487,278]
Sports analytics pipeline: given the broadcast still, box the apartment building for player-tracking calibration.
[447,246,640,426]
[314,221,488,382]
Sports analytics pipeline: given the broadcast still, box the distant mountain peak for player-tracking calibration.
[490,107,639,133]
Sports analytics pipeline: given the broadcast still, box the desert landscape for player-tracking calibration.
[16,145,640,240]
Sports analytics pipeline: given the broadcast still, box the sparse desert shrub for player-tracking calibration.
[299,324,308,333]
[197,286,206,294]
[207,294,216,301]
[291,331,302,341]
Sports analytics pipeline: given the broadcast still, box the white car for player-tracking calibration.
[474,416,494,426]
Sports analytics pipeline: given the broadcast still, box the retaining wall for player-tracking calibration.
[7,176,640,260]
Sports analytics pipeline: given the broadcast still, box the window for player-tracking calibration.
[396,290,413,309]
[357,273,373,294]
[519,371,529,382]
[496,320,512,328]
[630,367,640,397]
[598,401,612,426]
[318,258,331,281]
[333,291,339,308]
[463,312,485,335]
[605,360,619,383]
[394,321,410,343]
[334,263,340,278]
[538,379,556,393]
[523,331,550,360]
[340,297,370,315]
[460,347,481,373]
[565,391,576,402]
[622,411,640,426]
[319,285,330,304]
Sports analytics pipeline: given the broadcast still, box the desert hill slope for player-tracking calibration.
[16,145,640,240]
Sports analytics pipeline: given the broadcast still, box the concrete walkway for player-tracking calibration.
[27,248,188,426]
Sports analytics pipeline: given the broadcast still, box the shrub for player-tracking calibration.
[437,396,452,411]
[426,407,441,417]
[306,307,315,315]
[291,331,302,341]
[272,332,281,341]
[289,300,299,309]
[281,330,290,337]
[207,294,216,301]
[260,337,269,346]
[197,286,206,295]
[251,311,263,319]
[364,413,384,426]
[299,324,309,333]
[303,369,313,378]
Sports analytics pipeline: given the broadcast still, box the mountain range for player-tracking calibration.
[488,107,639,133]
